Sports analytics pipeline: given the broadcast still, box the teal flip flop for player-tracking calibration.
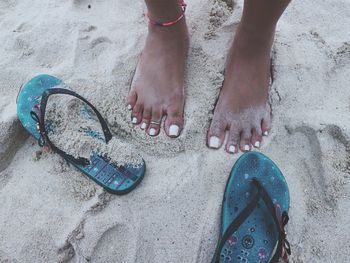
[17,74,146,195]
[212,152,291,263]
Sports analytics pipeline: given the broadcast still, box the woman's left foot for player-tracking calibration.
[207,24,275,153]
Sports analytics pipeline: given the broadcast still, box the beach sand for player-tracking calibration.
[1,0,350,262]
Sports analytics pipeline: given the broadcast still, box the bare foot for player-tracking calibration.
[127,19,189,138]
[207,24,274,153]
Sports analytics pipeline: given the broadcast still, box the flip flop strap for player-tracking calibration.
[252,179,291,263]
[212,178,291,263]
[35,88,112,166]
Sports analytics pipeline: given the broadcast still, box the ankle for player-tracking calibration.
[146,1,188,36]
[147,18,189,41]
[146,0,184,23]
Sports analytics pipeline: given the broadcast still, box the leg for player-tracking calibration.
[207,0,291,153]
[127,0,189,138]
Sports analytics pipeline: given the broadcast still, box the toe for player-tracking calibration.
[207,116,227,149]
[262,109,271,136]
[226,126,240,154]
[140,107,152,130]
[127,90,137,110]
[164,104,184,138]
[240,129,252,152]
[131,103,143,125]
[251,126,262,148]
[147,108,163,137]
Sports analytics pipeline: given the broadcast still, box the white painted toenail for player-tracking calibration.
[263,131,269,136]
[169,125,179,136]
[149,128,156,136]
[127,104,132,110]
[132,117,137,124]
[209,136,221,149]
[141,123,147,130]
[229,145,236,153]
[254,141,260,148]
[244,145,250,151]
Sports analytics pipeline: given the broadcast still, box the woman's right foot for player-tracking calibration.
[127,18,189,138]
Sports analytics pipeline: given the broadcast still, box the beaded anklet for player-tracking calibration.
[147,0,187,27]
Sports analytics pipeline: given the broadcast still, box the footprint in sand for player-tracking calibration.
[13,37,35,58]
[308,31,350,72]
[0,98,28,174]
[74,24,114,72]
[90,225,130,263]
[90,36,113,56]
[286,125,339,212]
[0,119,28,190]
[275,124,350,262]
[332,41,350,70]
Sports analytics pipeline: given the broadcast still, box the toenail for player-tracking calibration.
[209,136,221,149]
[127,104,132,110]
[244,145,250,151]
[254,141,260,148]
[169,124,179,136]
[141,122,147,130]
[263,131,269,136]
[132,117,138,124]
[149,128,156,136]
[229,145,236,153]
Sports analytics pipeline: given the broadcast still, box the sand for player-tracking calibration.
[0,0,350,262]
[45,94,143,166]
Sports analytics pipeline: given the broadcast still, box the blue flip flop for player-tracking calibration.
[212,152,291,263]
[17,74,146,195]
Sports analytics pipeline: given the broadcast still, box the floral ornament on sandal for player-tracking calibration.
[147,0,187,27]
